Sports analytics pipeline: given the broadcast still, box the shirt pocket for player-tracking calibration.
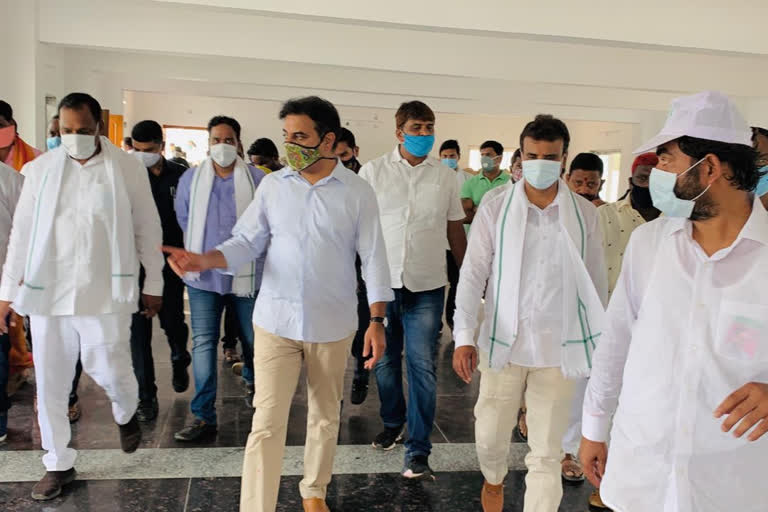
[714,301,768,364]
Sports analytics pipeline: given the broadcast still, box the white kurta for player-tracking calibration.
[0,162,23,271]
[0,147,164,313]
[583,199,768,512]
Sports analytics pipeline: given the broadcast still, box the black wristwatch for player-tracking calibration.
[370,316,388,328]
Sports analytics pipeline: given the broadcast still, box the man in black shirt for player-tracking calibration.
[130,120,191,421]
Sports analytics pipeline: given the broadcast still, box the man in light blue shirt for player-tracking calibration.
[173,115,265,443]
[164,96,393,512]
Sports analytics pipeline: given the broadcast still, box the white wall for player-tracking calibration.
[125,91,639,183]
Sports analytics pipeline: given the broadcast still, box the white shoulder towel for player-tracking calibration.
[481,180,605,378]
[18,137,138,311]
[185,156,257,297]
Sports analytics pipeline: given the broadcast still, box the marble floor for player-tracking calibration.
[0,323,597,511]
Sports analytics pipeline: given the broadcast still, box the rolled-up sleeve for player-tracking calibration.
[453,197,497,348]
[356,183,393,305]
[216,183,270,273]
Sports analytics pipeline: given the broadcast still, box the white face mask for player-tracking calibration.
[210,143,238,167]
[135,151,162,168]
[61,134,98,160]
[522,159,561,190]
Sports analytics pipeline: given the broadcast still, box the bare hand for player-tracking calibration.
[0,300,15,334]
[579,437,608,488]
[715,382,768,441]
[452,345,478,384]
[363,323,386,370]
[162,246,208,277]
[141,294,163,318]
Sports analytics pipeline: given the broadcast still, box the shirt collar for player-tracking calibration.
[616,196,634,211]
[389,145,436,168]
[479,172,509,184]
[282,159,351,186]
[521,180,563,211]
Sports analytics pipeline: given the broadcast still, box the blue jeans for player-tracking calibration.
[188,287,256,425]
[375,286,444,459]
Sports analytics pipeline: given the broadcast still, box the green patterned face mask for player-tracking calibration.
[285,141,325,171]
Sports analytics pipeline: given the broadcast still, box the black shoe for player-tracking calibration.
[31,468,76,501]
[136,397,159,422]
[372,425,404,451]
[350,376,369,405]
[172,357,191,393]
[402,454,434,480]
[174,419,217,442]
[118,415,142,453]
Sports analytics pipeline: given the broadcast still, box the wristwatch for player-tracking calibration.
[370,316,388,328]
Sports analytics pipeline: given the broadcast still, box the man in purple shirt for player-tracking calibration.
[173,116,265,442]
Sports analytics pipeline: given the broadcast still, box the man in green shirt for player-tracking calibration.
[461,140,510,228]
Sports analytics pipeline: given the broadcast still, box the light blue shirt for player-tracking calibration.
[217,161,394,342]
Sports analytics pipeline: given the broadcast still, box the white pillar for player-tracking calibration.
[0,0,42,148]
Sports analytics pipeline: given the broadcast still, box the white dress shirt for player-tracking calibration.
[454,183,605,368]
[583,200,768,512]
[0,162,23,272]
[218,161,393,343]
[0,149,164,315]
[359,146,465,292]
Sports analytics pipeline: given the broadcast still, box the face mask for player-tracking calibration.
[0,125,15,148]
[210,143,238,167]
[402,134,435,158]
[481,155,499,173]
[61,134,98,160]
[442,158,458,170]
[522,159,561,190]
[649,157,709,218]
[46,136,61,150]
[579,192,599,202]
[285,140,326,171]
[342,156,360,171]
[136,151,161,168]
[755,165,768,197]
[630,184,654,208]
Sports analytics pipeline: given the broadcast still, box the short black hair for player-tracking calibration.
[131,120,163,144]
[439,139,460,155]
[337,127,357,148]
[395,101,435,129]
[0,100,12,123]
[672,136,760,192]
[279,96,341,142]
[569,152,604,176]
[58,93,102,125]
[247,138,279,159]
[480,140,504,156]
[753,126,768,142]
[512,148,521,160]
[207,116,241,140]
[519,114,570,153]
[51,114,59,121]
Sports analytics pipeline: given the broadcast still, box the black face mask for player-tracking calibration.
[630,185,654,209]
[578,192,599,202]
[342,156,361,173]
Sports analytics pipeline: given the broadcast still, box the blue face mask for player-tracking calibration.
[46,136,61,150]
[402,134,435,158]
[649,157,709,218]
[442,158,458,169]
[755,165,768,197]
[522,159,561,189]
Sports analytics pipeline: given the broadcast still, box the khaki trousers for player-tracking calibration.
[474,352,574,512]
[240,326,354,512]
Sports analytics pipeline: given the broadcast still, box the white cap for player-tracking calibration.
[634,91,753,154]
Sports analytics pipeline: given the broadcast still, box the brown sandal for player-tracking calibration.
[515,408,528,442]
[562,453,585,483]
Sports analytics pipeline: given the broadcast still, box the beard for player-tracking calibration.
[674,166,717,221]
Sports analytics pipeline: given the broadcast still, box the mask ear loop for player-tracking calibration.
[682,156,713,202]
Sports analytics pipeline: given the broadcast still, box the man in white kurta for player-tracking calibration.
[454,114,607,512]
[0,93,164,501]
[581,91,768,512]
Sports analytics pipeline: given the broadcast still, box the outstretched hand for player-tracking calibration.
[162,246,208,277]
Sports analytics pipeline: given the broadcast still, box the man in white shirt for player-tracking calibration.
[580,91,768,512]
[164,96,393,512]
[359,101,467,479]
[0,161,23,444]
[0,93,164,501]
[453,114,607,512]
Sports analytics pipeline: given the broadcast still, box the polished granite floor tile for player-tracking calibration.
[0,478,189,512]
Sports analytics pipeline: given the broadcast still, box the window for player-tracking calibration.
[595,151,623,203]
[468,147,519,171]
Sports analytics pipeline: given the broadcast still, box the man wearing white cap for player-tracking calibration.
[580,91,768,512]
